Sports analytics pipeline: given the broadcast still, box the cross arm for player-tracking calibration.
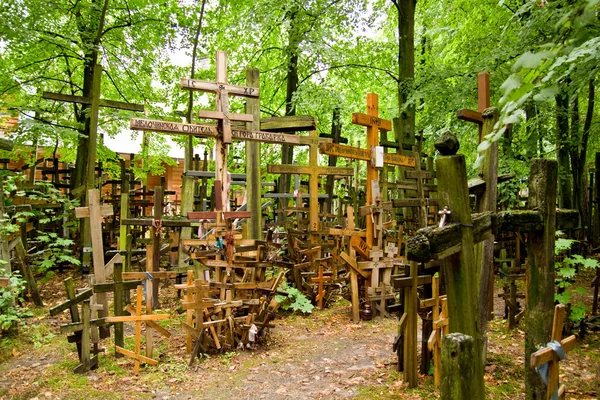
[530,335,576,367]
[43,92,145,112]
[49,289,93,316]
[456,108,483,124]
[407,212,494,262]
[352,113,392,131]
[180,79,259,98]
[75,205,113,218]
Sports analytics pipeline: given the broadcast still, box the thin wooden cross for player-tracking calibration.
[267,129,353,244]
[456,71,490,143]
[530,304,576,400]
[58,299,107,373]
[105,285,170,374]
[311,264,332,309]
[420,275,448,386]
[43,64,145,281]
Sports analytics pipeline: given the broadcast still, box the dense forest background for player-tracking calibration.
[0,0,598,219]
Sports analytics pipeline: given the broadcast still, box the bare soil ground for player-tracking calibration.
[0,270,599,400]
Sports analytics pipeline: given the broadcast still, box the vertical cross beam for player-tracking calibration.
[351,93,392,247]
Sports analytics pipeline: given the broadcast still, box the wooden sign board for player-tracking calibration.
[267,164,353,176]
[130,118,307,145]
[351,235,371,260]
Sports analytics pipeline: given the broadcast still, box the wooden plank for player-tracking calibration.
[267,164,353,176]
[42,92,145,112]
[197,110,253,122]
[106,314,170,323]
[180,78,259,98]
[350,236,371,260]
[351,112,392,131]
[319,142,370,161]
[121,271,177,279]
[384,152,416,167]
[74,204,113,218]
[115,346,159,366]
[260,115,317,132]
[456,108,483,124]
[393,275,433,289]
[529,335,576,367]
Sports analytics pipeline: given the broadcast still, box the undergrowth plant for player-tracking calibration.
[0,270,30,332]
[275,282,314,314]
[5,174,80,276]
[554,231,599,322]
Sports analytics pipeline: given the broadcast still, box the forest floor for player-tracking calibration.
[0,269,599,400]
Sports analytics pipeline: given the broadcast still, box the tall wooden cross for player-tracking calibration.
[456,71,490,144]
[320,94,415,248]
[43,64,145,272]
[267,130,353,244]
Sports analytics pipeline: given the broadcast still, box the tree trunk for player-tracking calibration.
[555,89,573,209]
[394,0,416,147]
[280,5,301,197]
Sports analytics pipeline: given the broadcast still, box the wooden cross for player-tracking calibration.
[59,299,107,373]
[456,71,490,143]
[333,206,371,322]
[93,262,141,356]
[75,189,113,337]
[311,264,332,309]
[44,64,145,282]
[367,284,395,318]
[181,51,258,144]
[105,285,170,374]
[530,304,576,400]
[267,129,353,244]
[49,278,93,363]
[392,269,433,388]
[420,275,448,386]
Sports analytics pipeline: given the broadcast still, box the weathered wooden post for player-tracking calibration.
[441,333,480,399]
[245,68,262,240]
[436,144,485,400]
[525,159,558,400]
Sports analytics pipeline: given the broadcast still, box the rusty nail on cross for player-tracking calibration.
[438,207,451,228]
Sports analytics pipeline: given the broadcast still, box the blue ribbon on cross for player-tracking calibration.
[535,340,566,400]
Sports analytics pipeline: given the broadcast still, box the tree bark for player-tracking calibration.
[555,89,573,209]
[280,4,302,197]
[393,0,416,147]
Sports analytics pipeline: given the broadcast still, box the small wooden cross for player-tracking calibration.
[367,284,395,318]
[311,264,332,309]
[105,285,170,374]
[456,71,490,143]
[530,304,576,400]
[59,300,107,373]
[93,262,142,356]
[419,276,448,386]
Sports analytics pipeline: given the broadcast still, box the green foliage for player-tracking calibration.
[5,175,80,274]
[275,282,314,314]
[554,232,599,322]
[0,270,30,332]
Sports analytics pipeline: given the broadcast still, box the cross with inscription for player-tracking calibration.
[320,93,416,251]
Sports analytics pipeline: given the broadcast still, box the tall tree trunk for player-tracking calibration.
[72,0,109,196]
[555,89,573,209]
[280,4,301,197]
[178,0,207,268]
[524,101,538,159]
[393,0,416,148]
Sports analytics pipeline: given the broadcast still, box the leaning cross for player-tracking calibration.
[75,189,112,337]
[311,263,332,309]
